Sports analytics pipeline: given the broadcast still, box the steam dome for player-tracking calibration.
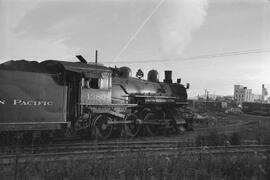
[147,69,159,82]
[119,66,132,78]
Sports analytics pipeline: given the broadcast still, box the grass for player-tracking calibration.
[1,150,270,180]
[1,113,270,180]
[195,130,241,146]
[194,112,270,146]
[237,120,270,145]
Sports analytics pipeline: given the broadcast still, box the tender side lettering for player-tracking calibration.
[13,99,54,106]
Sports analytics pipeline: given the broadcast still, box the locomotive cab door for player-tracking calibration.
[66,72,81,122]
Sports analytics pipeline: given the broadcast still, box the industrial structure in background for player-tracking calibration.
[188,84,270,114]
[233,84,270,116]
[234,84,268,104]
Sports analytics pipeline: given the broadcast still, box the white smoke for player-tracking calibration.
[156,0,208,57]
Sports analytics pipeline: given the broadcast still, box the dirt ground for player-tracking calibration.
[193,112,270,144]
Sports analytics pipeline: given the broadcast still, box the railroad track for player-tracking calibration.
[1,140,190,154]
[53,120,258,143]
[1,143,269,165]
[0,119,259,155]
[0,115,265,165]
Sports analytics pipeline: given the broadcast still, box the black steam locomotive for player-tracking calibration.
[0,57,193,142]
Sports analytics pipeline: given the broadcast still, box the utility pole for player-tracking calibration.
[95,50,98,64]
[204,89,207,111]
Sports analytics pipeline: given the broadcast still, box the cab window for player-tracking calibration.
[82,78,100,89]
[82,72,111,90]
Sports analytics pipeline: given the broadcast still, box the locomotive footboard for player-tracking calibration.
[0,122,69,132]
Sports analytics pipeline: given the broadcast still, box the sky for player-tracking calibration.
[0,0,270,97]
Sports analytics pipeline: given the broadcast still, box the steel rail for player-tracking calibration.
[0,145,269,165]
[1,140,187,154]
[0,118,261,155]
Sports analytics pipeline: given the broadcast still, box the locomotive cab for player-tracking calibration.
[80,71,112,105]
[40,60,113,128]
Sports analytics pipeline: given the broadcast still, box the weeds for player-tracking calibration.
[2,122,270,180]
[1,151,269,180]
[230,132,241,145]
[253,125,270,145]
[195,129,229,146]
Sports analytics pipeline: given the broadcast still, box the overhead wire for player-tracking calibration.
[113,0,166,61]
[104,48,270,64]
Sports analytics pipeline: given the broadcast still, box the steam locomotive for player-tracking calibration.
[0,56,193,142]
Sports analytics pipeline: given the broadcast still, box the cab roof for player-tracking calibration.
[0,59,111,74]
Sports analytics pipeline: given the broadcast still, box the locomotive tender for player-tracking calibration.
[0,57,193,141]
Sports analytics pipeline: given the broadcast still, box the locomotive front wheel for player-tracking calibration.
[144,113,160,136]
[123,113,141,137]
[93,114,113,139]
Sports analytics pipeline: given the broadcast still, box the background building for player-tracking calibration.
[234,85,252,104]
[234,85,263,104]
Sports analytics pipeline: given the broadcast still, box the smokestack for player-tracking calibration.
[164,70,172,84]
